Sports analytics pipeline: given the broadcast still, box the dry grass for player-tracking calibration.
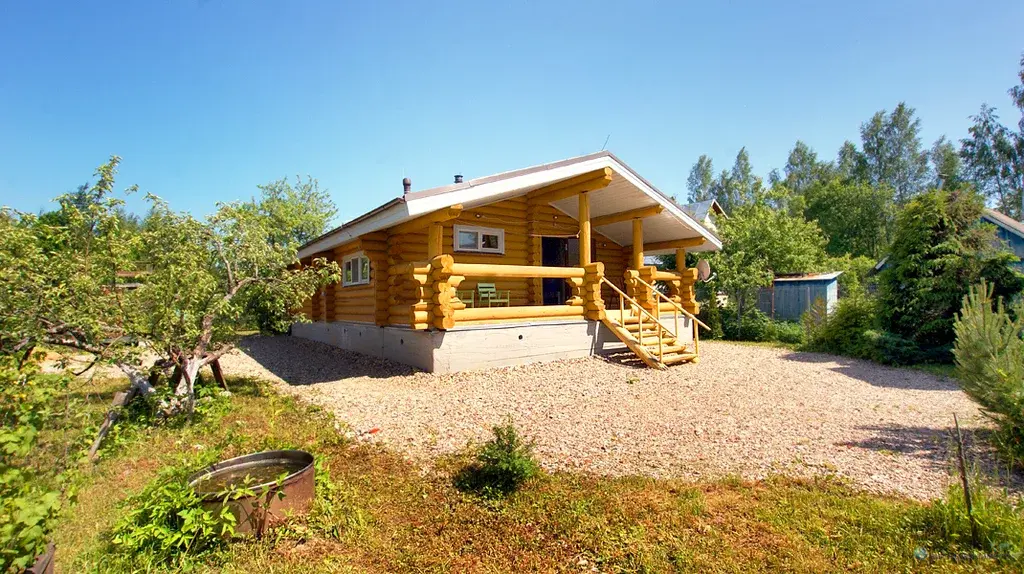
[46,372,1021,573]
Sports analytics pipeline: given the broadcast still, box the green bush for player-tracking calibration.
[0,360,67,571]
[953,282,1024,463]
[878,188,1024,353]
[455,420,540,499]
[803,295,875,355]
[722,307,773,342]
[721,307,803,345]
[771,321,805,345]
[909,481,1024,565]
[863,330,924,366]
[111,459,236,564]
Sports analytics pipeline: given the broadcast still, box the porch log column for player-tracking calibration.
[427,222,443,259]
[631,218,644,269]
[583,262,605,321]
[428,254,456,330]
[578,191,591,266]
[666,247,687,303]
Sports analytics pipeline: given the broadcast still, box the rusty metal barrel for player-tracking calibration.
[188,449,315,535]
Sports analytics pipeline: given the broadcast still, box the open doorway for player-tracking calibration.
[541,237,575,305]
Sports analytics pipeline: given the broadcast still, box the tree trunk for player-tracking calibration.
[174,356,203,412]
[116,362,157,397]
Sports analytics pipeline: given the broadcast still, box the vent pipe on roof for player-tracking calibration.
[402,177,411,193]
[454,174,463,184]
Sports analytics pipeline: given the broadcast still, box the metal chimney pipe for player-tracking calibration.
[454,174,464,184]
[402,177,411,193]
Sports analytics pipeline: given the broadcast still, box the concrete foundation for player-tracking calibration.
[292,316,693,373]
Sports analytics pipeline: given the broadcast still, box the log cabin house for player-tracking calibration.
[294,151,722,373]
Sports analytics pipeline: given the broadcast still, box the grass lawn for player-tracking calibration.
[47,372,1020,573]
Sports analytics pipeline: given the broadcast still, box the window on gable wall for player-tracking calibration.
[453,225,504,254]
[342,252,370,286]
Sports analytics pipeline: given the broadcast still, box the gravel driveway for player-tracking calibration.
[224,336,992,500]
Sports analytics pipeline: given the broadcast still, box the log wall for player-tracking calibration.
[301,197,634,325]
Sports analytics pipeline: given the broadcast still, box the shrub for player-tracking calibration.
[862,330,923,366]
[953,282,1024,463]
[722,307,773,342]
[909,481,1024,565]
[0,360,67,571]
[111,459,236,564]
[771,321,805,345]
[455,420,540,499]
[803,295,876,356]
[878,188,1024,352]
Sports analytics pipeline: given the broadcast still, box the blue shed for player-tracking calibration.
[982,209,1024,270]
[756,272,842,321]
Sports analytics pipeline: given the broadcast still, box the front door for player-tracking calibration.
[541,237,575,305]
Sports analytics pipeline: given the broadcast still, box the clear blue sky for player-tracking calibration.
[1,0,1022,224]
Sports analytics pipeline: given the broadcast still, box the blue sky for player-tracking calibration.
[1,1,1022,224]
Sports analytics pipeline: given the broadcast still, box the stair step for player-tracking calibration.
[661,353,698,365]
[644,344,690,355]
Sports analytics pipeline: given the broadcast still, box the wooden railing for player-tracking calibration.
[388,259,605,329]
[630,275,709,356]
[600,276,675,363]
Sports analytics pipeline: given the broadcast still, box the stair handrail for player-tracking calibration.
[630,275,710,331]
[599,277,673,361]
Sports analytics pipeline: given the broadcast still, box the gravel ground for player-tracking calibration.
[223,335,995,500]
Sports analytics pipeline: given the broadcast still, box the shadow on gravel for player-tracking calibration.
[837,424,957,473]
[237,335,420,386]
[839,423,1024,493]
[779,351,960,392]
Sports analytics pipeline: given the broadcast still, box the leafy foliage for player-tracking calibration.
[953,282,1024,463]
[858,102,930,203]
[0,360,72,571]
[803,177,893,258]
[878,188,1024,353]
[455,420,540,499]
[111,458,236,564]
[909,481,1024,566]
[712,200,827,335]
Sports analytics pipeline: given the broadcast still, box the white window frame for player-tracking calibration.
[342,252,370,286]
[453,225,505,254]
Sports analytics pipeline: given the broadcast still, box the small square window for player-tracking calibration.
[342,252,370,286]
[481,233,499,250]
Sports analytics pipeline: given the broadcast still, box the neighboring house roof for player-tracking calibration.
[298,151,723,259]
[772,271,843,282]
[982,209,1024,239]
[679,199,727,222]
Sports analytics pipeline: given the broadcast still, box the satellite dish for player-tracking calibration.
[696,259,712,282]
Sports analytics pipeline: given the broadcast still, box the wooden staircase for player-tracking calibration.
[599,277,706,369]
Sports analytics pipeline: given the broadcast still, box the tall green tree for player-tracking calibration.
[960,56,1024,220]
[803,177,893,258]
[713,202,827,327]
[878,188,1023,351]
[960,104,1022,218]
[930,135,963,190]
[835,140,864,181]
[860,103,930,203]
[685,155,715,203]
[784,140,833,194]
